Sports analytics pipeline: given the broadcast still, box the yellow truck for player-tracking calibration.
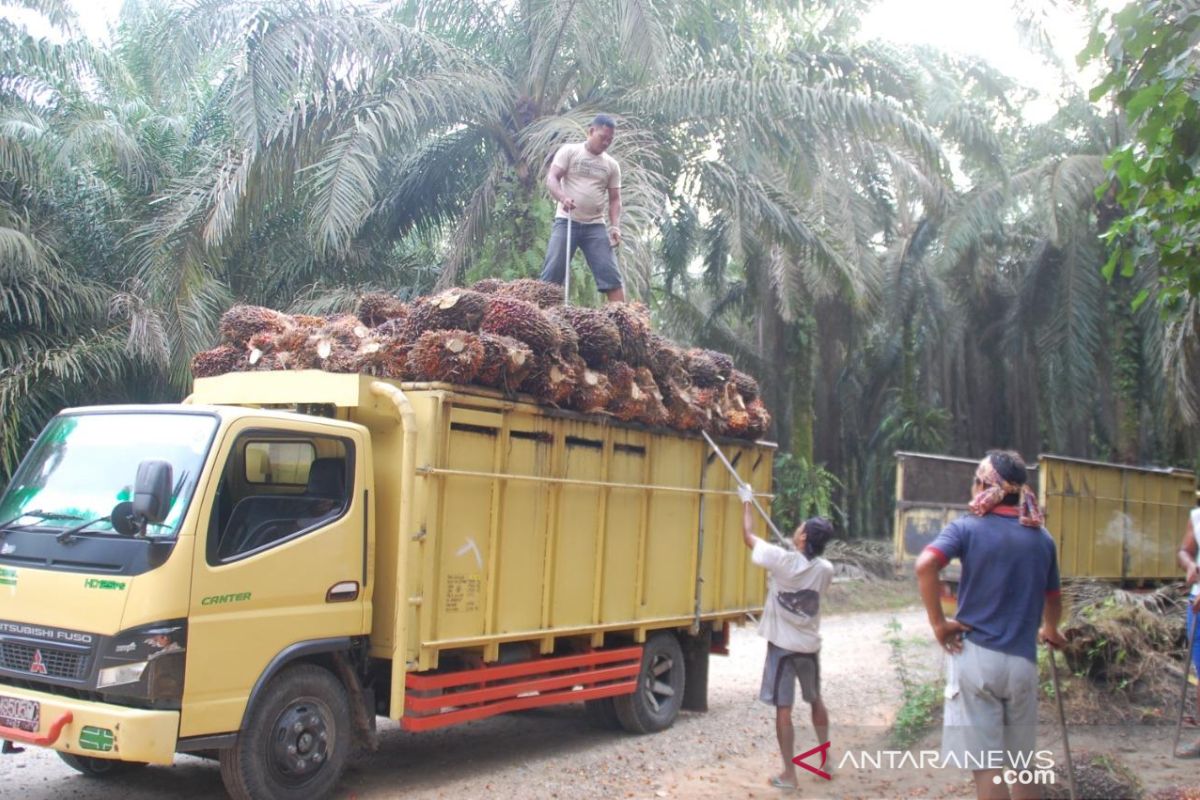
[894,451,1195,592]
[0,371,773,799]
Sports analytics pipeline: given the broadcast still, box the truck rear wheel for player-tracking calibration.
[584,696,622,730]
[614,632,685,734]
[219,663,351,800]
[57,752,147,776]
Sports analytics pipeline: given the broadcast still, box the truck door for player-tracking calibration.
[180,420,369,738]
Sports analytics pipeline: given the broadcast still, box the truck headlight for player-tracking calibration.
[97,661,148,688]
[96,619,186,704]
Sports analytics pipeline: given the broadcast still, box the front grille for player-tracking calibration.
[0,641,87,679]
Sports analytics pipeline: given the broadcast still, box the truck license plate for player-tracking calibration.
[0,694,39,733]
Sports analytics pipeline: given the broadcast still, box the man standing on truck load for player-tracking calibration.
[1175,498,1200,754]
[739,483,835,790]
[540,114,625,302]
[915,450,1065,800]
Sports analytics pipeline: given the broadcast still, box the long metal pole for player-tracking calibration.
[1174,609,1200,757]
[563,209,572,305]
[1047,647,1077,800]
[699,430,787,546]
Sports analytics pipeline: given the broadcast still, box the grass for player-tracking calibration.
[825,577,920,615]
[884,616,943,748]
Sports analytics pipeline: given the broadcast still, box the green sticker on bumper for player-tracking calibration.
[0,567,16,587]
[79,726,114,752]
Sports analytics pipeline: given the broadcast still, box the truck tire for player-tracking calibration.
[219,663,351,800]
[584,696,622,730]
[614,632,685,734]
[57,752,147,776]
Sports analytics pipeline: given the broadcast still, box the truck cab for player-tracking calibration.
[0,404,371,795]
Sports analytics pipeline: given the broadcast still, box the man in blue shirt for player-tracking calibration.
[915,450,1065,800]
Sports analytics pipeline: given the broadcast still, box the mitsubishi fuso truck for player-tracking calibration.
[0,370,774,799]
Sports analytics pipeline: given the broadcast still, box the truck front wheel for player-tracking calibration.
[614,632,685,734]
[57,752,146,776]
[219,663,351,800]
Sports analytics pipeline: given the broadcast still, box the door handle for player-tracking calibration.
[326,581,360,602]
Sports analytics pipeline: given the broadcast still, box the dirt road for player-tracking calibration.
[18,605,1181,800]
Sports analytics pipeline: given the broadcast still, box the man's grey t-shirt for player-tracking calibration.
[751,538,834,653]
[551,142,621,224]
[926,510,1060,662]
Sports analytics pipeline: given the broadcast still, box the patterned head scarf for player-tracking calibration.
[967,456,1044,528]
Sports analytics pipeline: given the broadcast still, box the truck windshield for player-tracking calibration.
[0,412,217,540]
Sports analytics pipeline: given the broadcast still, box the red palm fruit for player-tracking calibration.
[570,363,613,414]
[686,348,723,387]
[356,293,409,327]
[731,369,759,400]
[496,278,564,309]
[475,333,534,393]
[218,305,292,347]
[559,305,621,368]
[543,306,581,358]
[191,345,245,378]
[470,277,505,294]
[521,352,575,406]
[405,330,484,384]
[602,302,651,366]
[480,295,559,353]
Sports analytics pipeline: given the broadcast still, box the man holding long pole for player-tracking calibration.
[915,450,1065,800]
[540,114,625,302]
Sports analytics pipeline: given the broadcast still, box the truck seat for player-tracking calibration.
[217,458,347,558]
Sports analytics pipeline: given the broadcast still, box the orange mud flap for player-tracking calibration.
[1,710,73,754]
[402,646,642,732]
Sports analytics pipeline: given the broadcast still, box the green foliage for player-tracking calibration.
[771,453,843,534]
[1085,0,1200,312]
[884,617,942,748]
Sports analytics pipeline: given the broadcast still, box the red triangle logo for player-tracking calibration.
[29,649,47,675]
[792,740,832,780]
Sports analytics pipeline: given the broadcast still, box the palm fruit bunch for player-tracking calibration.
[543,306,580,359]
[406,288,489,336]
[665,385,710,432]
[685,348,724,388]
[371,317,410,340]
[352,335,412,379]
[405,330,485,384]
[196,278,771,440]
[570,361,613,413]
[292,314,368,369]
[719,382,751,437]
[746,398,771,439]
[191,345,245,378]
[495,278,563,309]
[470,277,504,294]
[219,305,292,348]
[480,295,559,354]
[356,293,409,328]
[646,334,689,387]
[602,302,651,366]
[521,353,575,406]
[475,334,534,394]
[557,305,621,368]
[605,362,647,422]
[634,367,668,427]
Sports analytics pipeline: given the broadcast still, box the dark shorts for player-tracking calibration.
[759,642,820,707]
[539,218,623,292]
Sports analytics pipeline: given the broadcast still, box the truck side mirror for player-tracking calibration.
[133,460,173,523]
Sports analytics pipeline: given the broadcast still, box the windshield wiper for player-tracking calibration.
[0,510,84,539]
[56,516,113,544]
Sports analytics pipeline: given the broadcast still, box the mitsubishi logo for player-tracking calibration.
[29,649,47,674]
